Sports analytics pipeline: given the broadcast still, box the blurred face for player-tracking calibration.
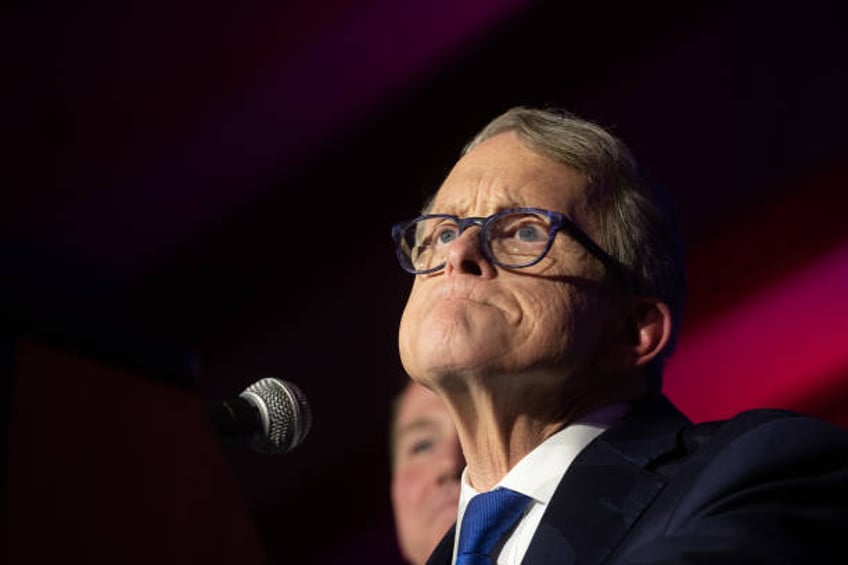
[398,132,613,389]
[391,382,463,565]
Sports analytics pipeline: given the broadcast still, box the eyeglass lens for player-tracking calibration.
[399,211,554,272]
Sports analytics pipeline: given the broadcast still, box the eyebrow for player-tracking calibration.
[391,418,441,466]
[426,200,529,217]
[394,418,439,441]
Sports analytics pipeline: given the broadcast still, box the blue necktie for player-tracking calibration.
[456,487,531,565]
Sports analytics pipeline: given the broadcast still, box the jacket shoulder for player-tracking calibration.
[610,409,848,563]
[681,408,848,459]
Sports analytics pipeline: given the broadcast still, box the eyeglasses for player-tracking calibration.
[391,207,626,282]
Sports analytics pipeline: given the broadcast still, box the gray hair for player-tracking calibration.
[463,107,686,377]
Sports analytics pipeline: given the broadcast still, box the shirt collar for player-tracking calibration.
[458,403,630,508]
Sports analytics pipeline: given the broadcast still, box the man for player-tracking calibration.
[391,380,464,565]
[391,106,848,564]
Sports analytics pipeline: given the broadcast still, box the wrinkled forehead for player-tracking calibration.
[428,132,597,227]
[394,384,446,429]
[391,385,451,461]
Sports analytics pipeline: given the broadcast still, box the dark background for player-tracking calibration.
[3,0,847,563]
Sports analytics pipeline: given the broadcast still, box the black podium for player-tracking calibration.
[1,322,268,564]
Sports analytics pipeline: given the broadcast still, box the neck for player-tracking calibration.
[433,370,623,492]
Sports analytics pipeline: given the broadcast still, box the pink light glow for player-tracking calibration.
[664,241,848,422]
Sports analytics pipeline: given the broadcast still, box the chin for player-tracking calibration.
[402,317,512,377]
[404,341,497,383]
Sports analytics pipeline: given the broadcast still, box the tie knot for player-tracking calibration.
[457,488,531,564]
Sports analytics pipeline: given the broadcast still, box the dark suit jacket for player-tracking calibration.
[426,394,848,564]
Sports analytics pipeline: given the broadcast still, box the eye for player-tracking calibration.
[410,438,435,455]
[494,215,549,244]
[434,225,459,246]
[515,224,546,242]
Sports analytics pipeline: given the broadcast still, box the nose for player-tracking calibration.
[443,228,496,277]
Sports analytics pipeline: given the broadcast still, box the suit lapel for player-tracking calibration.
[522,394,690,565]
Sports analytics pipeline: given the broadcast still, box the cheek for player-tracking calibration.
[398,285,425,362]
[391,465,433,540]
[512,283,599,366]
[398,300,415,350]
[518,284,574,337]
[391,466,427,509]
[398,307,419,378]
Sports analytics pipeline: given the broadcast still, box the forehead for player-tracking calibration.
[394,384,449,431]
[430,132,591,218]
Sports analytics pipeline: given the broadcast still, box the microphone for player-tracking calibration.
[209,378,312,454]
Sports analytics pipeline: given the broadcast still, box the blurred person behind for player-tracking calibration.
[391,380,464,564]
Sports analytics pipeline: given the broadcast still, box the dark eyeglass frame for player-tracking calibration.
[391,207,627,284]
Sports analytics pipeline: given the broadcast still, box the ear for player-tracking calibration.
[600,297,672,372]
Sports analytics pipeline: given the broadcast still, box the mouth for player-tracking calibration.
[430,279,491,305]
[423,280,524,326]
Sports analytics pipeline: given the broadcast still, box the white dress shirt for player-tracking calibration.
[452,404,630,564]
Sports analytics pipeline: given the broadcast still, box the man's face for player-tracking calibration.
[398,132,613,390]
[391,382,463,565]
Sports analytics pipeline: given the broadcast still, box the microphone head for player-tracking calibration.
[239,378,312,454]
